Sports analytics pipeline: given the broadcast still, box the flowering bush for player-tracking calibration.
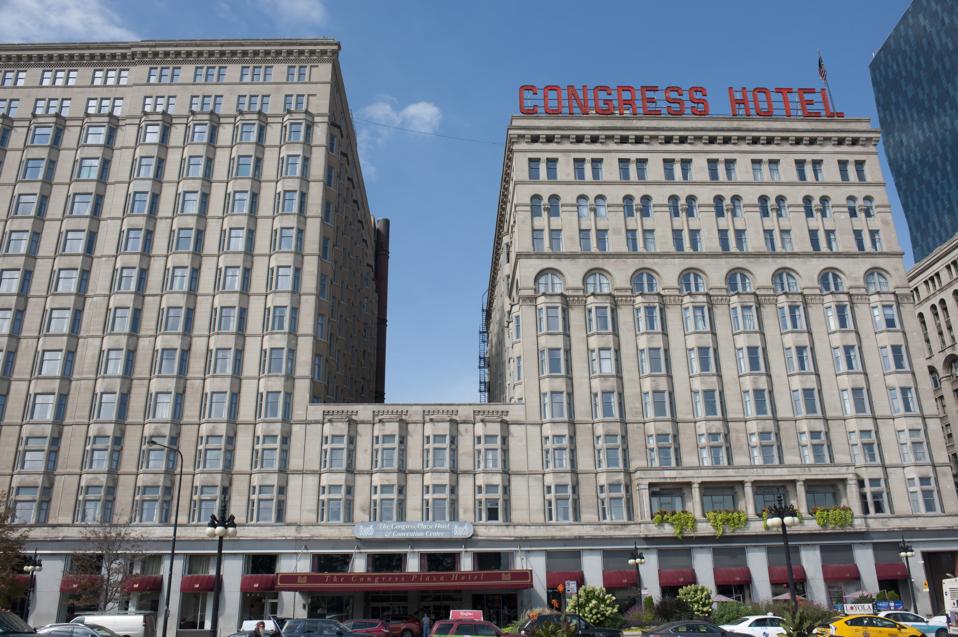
[677,584,713,617]
[567,585,621,627]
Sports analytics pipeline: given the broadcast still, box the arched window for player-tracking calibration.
[802,196,814,218]
[863,196,875,218]
[531,196,543,218]
[632,271,658,294]
[585,271,611,294]
[640,196,653,218]
[820,196,832,218]
[865,270,890,293]
[727,270,753,294]
[576,196,589,218]
[941,300,956,344]
[731,196,744,218]
[713,195,726,218]
[535,271,564,294]
[686,196,698,218]
[595,196,607,218]
[759,196,771,218]
[548,195,560,218]
[775,196,788,217]
[930,367,941,389]
[668,196,680,218]
[623,196,635,218]
[846,196,858,218]
[680,271,706,294]
[918,313,931,350]
[818,271,845,293]
[772,270,799,293]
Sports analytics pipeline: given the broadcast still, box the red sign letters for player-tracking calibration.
[518,85,843,118]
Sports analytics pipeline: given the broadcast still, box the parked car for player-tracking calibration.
[641,621,752,637]
[38,624,119,637]
[719,615,785,637]
[518,613,621,637]
[813,615,924,637]
[386,617,422,637]
[0,611,37,637]
[283,619,367,637]
[71,614,155,637]
[877,612,947,637]
[431,620,502,636]
[345,621,390,637]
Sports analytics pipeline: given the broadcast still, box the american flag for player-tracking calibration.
[818,54,828,82]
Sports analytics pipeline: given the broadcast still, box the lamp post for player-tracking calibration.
[148,438,184,637]
[22,549,42,621]
[766,496,800,613]
[627,543,646,610]
[899,536,917,612]
[206,506,237,637]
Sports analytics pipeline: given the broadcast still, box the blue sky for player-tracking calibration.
[0,0,913,403]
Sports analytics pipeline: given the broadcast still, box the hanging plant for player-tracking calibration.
[705,510,748,537]
[652,509,697,538]
[761,507,804,530]
[812,505,854,529]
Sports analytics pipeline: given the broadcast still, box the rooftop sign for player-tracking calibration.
[519,85,844,118]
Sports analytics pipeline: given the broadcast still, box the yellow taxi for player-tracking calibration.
[814,615,924,637]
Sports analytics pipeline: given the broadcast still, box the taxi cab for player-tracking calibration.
[814,615,924,637]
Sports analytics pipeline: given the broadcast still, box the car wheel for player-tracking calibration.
[935,630,946,637]
[402,630,413,637]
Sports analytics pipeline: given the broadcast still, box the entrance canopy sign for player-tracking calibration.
[275,570,533,592]
[353,521,474,539]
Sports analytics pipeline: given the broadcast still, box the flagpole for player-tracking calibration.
[818,49,837,111]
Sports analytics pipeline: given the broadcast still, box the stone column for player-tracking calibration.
[276,552,301,620]
[746,546,772,602]
[846,477,863,516]
[221,552,244,632]
[744,481,756,516]
[852,544,879,596]
[636,481,650,521]
[460,550,474,571]
[31,552,65,626]
[641,549,661,602]
[799,544,827,607]
[691,482,703,517]
[795,480,807,511]
[525,550,548,609]
[582,549,603,588]
[692,547,715,592]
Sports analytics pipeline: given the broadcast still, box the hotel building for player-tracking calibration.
[3,42,958,632]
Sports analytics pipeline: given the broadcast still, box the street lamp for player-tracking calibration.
[206,507,238,637]
[628,543,646,610]
[22,549,42,621]
[766,496,801,612]
[899,536,917,612]
[148,438,184,637]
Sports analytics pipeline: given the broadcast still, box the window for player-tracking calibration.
[751,159,764,181]
[736,346,764,374]
[702,487,736,512]
[742,389,770,417]
[872,304,899,330]
[190,485,228,523]
[545,484,577,522]
[784,346,813,374]
[849,430,878,464]
[819,271,845,293]
[17,435,59,472]
[535,271,563,294]
[898,429,928,463]
[687,347,714,375]
[372,484,404,521]
[790,388,820,416]
[799,431,830,464]
[907,477,938,513]
[591,390,620,419]
[540,391,571,419]
[591,158,603,180]
[584,272,611,294]
[641,391,670,418]
[680,271,705,294]
[135,485,172,524]
[832,345,862,373]
[858,478,887,515]
[253,435,290,470]
[825,304,853,331]
[543,434,574,469]
[475,483,508,522]
[283,94,307,111]
[374,434,405,470]
[888,387,917,415]
[840,388,870,415]
[730,304,757,332]
[692,390,720,418]
[838,160,850,181]
[772,270,799,293]
[639,347,666,375]
[598,483,628,521]
[682,305,710,332]
[248,485,285,523]
[635,305,660,332]
[727,271,752,293]
[747,431,777,464]
[879,345,908,372]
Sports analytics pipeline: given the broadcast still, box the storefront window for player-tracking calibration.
[312,554,350,573]
[421,553,459,572]
[368,553,404,573]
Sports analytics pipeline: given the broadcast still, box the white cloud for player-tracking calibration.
[0,0,137,42]
[357,97,443,177]
[261,0,327,25]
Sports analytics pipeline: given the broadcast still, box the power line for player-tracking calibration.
[353,116,500,146]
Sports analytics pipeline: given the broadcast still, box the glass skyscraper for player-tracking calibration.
[870,0,958,262]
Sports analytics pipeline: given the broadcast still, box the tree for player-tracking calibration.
[68,523,144,611]
[0,492,27,610]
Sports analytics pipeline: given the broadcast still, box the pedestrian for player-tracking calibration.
[253,621,267,637]
[421,611,431,637]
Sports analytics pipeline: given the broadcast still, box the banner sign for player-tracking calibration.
[275,570,533,592]
[844,603,875,614]
[353,521,474,539]
[519,85,844,118]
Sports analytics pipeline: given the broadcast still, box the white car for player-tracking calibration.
[877,611,948,637]
[720,615,785,637]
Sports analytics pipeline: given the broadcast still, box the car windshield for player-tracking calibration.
[432,624,454,635]
[284,620,348,636]
[87,626,120,637]
[345,623,376,630]
[0,614,35,635]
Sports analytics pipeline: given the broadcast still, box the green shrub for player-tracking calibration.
[711,601,752,625]
[678,584,713,618]
[652,510,697,538]
[812,505,853,529]
[781,606,835,637]
[705,510,748,537]
[528,620,576,637]
[567,585,621,627]
[654,597,692,622]
[643,596,655,612]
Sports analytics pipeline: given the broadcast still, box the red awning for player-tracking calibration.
[60,574,102,593]
[602,570,637,589]
[876,563,909,580]
[768,565,807,584]
[714,567,751,586]
[122,575,164,593]
[822,564,861,582]
[180,574,217,592]
[659,568,696,587]
[276,570,532,593]
[547,571,584,588]
[241,574,277,593]
[14,574,32,589]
